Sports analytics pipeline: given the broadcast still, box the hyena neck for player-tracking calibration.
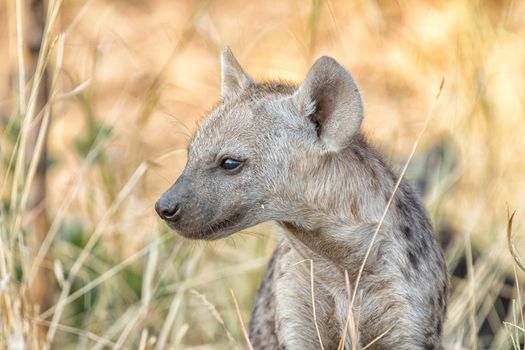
[277,134,404,272]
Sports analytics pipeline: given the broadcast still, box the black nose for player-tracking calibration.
[155,198,183,222]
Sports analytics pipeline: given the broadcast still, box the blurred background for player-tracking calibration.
[1,0,525,349]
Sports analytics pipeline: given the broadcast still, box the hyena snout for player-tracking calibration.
[155,195,183,222]
[155,177,189,223]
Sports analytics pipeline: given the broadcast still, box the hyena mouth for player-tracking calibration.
[169,211,245,240]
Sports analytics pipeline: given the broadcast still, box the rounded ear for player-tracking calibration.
[292,56,363,152]
[220,48,254,99]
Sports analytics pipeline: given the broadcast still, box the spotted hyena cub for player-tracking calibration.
[155,48,448,349]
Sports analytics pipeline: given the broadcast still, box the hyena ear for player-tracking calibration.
[220,48,254,99]
[293,56,363,152]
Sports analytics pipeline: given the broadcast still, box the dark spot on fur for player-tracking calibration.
[438,294,443,307]
[428,295,436,309]
[441,282,448,308]
[396,198,410,218]
[408,250,419,269]
[350,199,360,218]
[390,170,398,184]
[354,148,365,162]
[425,343,435,350]
[368,166,383,194]
[424,329,434,338]
[421,236,429,252]
[402,225,411,239]
[401,266,412,282]
[416,241,428,257]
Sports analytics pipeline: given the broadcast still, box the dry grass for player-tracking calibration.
[1,0,525,348]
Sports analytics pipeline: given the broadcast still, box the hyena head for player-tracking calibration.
[155,48,363,239]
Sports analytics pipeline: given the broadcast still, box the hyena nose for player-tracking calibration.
[155,198,183,222]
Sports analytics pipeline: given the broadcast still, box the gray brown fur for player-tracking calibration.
[155,48,448,349]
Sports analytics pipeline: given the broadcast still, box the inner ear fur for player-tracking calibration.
[293,56,363,152]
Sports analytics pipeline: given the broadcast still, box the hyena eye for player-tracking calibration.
[220,158,242,171]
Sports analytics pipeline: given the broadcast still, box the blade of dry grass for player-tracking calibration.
[151,244,203,350]
[230,289,254,350]
[464,223,477,349]
[33,318,116,347]
[507,208,525,347]
[110,238,161,349]
[190,289,238,348]
[350,78,445,310]
[15,0,26,113]
[154,291,184,350]
[309,259,325,350]
[338,270,358,350]
[511,262,525,348]
[507,211,525,272]
[361,324,395,350]
[15,105,50,230]
[138,329,148,350]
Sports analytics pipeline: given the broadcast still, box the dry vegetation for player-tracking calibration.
[1,0,525,349]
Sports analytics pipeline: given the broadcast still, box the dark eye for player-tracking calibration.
[220,158,242,171]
